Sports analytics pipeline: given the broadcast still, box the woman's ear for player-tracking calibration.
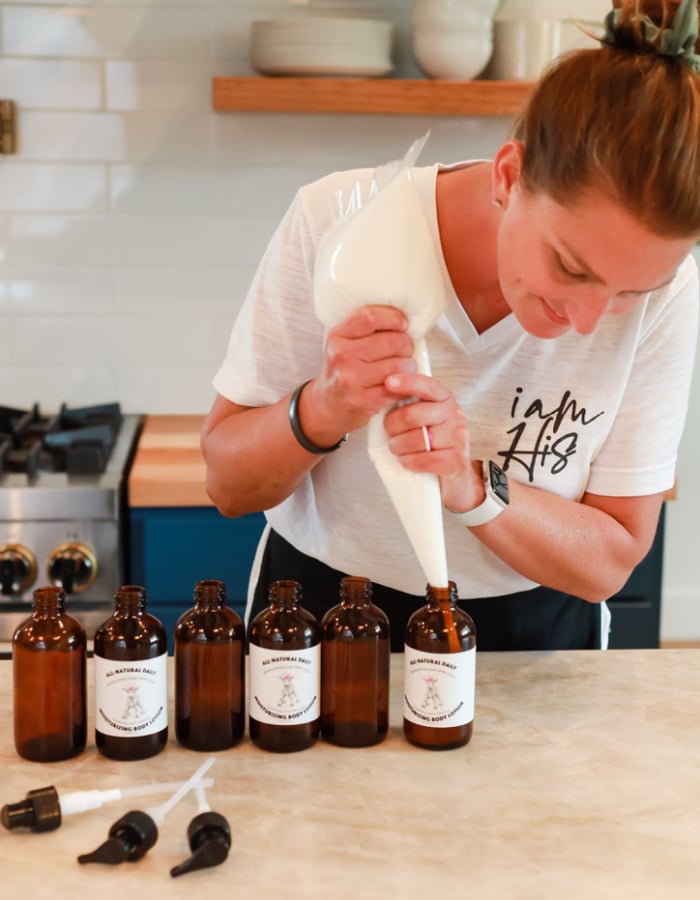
[492,139,525,208]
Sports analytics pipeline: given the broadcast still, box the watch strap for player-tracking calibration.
[448,460,509,527]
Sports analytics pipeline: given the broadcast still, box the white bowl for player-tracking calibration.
[250,16,394,77]
[251,44,393,77]
[252,16,392,48]
[412,27,493,80]
[412,0,498,28]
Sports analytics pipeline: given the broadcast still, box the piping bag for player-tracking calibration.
[314,133,449,588]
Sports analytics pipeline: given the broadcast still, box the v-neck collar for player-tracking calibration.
[412,161,523,350]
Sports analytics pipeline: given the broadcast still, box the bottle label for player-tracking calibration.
[249,644,320,726]
[403,645,476,728]
[94,653,168,738]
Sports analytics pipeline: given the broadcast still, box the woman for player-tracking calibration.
[202,0,700,651]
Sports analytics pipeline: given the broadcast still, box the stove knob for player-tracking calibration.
[0,544,38,596]
[47,543,97,595]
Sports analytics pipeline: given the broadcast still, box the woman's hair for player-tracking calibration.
[514,0,700,237]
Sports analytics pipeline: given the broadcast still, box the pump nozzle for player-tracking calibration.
[170,783,231,878]
[1,777,214,833]
[77,757,216,867]
[1,785,61,832]
[77,810,158,865]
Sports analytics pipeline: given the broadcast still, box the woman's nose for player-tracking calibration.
[565,287,612,335]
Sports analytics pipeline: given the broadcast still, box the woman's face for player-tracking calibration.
[495,167,696,339]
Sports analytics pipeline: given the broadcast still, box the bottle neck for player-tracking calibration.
[193,579,226,611]
[340,576,372,608]
[114,585,146,615]
[425,583,458,608]
[269,579,302,611]
[32,587,65,617]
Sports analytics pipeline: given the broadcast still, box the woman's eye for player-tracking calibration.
[556,255,586,280]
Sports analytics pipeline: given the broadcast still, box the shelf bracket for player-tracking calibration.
[0,100,17,155]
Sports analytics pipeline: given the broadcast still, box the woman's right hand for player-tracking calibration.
[299,304,418,445]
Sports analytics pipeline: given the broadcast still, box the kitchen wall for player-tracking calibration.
[1,0,698,640]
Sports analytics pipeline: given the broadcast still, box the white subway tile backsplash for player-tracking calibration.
[0,366,116,409]
[0,318,14,363]
[112,265,253,316]
[2,7,212,59]
[106,61,217,111]
[0,266,112,315]
[0,216,7,265]
[116,365,217,414]
[108,215,276,266]
[0,163,108,213]
[212,114,513,167]
[113,112,214,164]
[18,112,125,161]
[109,163,327,216]
[8,215,114,265]
[14,314,213,365]
[115,315,215,365]
[14,316,120,365]
[0,59,102,109]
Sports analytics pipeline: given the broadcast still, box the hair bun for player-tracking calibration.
[603,0,700,72]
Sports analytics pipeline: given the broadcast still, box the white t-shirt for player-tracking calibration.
[213,162,699,598]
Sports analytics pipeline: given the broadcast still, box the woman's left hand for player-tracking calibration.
[382,372,483,512]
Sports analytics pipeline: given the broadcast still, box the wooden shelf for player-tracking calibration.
[212,77,533,116]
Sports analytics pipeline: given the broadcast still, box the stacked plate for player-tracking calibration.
[250,16,394,77]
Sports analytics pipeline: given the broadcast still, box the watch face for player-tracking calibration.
[488,460,510,505]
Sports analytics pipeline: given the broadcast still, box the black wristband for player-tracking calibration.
[288,381,348,454]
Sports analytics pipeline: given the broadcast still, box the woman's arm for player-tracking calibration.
[472,483,663,602]
[382,370,664,603]
[201,305,416,516]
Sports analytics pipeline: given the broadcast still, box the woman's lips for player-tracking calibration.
[540,297,570,326]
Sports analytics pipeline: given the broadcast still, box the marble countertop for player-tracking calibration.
[1,650,699,899]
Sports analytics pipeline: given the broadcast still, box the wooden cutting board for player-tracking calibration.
[128,415,211,507]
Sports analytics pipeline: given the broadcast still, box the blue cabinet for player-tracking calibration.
[128,507,266,643]
[606,505,665,649]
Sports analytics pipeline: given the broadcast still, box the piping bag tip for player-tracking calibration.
[367,442,449,587]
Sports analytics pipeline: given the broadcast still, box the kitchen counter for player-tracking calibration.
[1,650,700,899]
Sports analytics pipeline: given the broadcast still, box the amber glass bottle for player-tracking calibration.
[174,579,245,751]
[93,585,168,760]
[403,582,476,751]
[12,586,87,762]
[248,579,321,752]
[320,576,389,747]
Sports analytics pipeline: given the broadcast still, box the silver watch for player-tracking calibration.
[449,460,509,527]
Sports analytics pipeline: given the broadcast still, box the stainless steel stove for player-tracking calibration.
[0,403,144,652]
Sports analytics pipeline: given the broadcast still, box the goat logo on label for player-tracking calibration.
[276,673,300,709]
[122,684,145,720]
[422,675,443,711]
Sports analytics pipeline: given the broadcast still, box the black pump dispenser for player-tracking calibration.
[77,810,158,865]
[1,785,62,832]
[170,811,231,877]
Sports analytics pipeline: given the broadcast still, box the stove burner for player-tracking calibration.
[0,403,124,476]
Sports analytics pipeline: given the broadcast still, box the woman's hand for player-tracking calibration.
[300,305,419,445]
[382,371,484,513]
